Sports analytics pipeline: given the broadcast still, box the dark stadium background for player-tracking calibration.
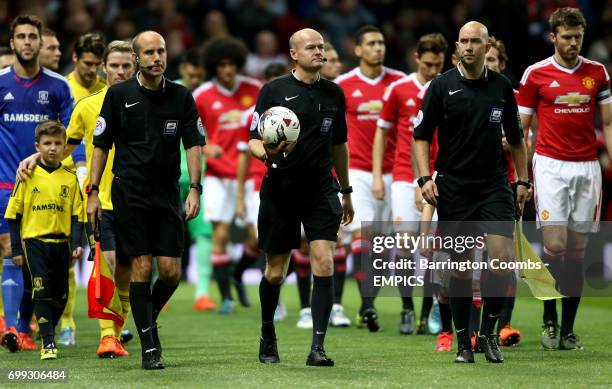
[1,1,610,80]
[1,0,611,220]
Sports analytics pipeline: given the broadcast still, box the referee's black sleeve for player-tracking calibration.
[502,79,523,146]
[250,83,272,141]
[413,78,440,142]
[182,92,206,148]
[93,87,115,150]
[332,87,348,145]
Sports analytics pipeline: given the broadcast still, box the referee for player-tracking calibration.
[249,28,354,367]
[413,22,529,364]
[87,31,205,370]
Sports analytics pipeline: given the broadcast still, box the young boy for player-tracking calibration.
[4,120,85,360]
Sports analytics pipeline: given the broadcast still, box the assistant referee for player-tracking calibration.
[249,28,354,367]
[413,22,529,364]
[87,31,205,370]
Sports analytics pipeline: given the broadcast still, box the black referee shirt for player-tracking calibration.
[413,65,522,180]
[93,74,205,183]
[250,71,347,179]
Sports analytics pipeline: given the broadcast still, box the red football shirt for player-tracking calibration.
[194,76,261,178]
[377,73,426,182]
[517,56,611,161]
[241,106,266,191]
[336,67,406,173]
[414,81,439,177]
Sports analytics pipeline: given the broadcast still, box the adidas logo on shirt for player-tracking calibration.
[406,98,416,106]
[32,187,40,195]
[212,101,223,110]
[4,92,14,101]
[549,80,560,88]
[1,278,18,286]
[352,89,363,97]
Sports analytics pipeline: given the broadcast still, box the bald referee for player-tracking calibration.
[249,28,354,367]
[87,31,205,370]
[413,21,529,364]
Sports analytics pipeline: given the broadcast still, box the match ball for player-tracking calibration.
[258,106,300,145]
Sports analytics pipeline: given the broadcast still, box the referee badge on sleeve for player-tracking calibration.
[94,116,106,136]
[250,111,260,132]
[197,118,206,137]
[413,110,423,128]
[489,108,503,123]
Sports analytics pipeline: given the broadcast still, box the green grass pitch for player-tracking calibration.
[2,282,611,388]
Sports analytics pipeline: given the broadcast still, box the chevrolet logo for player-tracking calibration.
[554,92,591,106]
[357,100,383,114]
[219,109,244,123]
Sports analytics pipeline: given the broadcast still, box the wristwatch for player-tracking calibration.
[85,184,99,195]
[190,183,203,193]
[340,186,353,195]
[417,176,432,188]
[516,180,532,189]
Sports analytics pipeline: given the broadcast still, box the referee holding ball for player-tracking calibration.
[249,28,354,367]
[413,21,529,364]
[87,31,205,370]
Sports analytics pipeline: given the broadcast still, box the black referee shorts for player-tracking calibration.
[111,176,184,258]
[23,239,70,304]
[435,172,515,239]
[258,171,343,254]
[99,210,130,267]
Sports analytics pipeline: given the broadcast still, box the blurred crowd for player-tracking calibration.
[1,0,611,218]
[0,0,610,83]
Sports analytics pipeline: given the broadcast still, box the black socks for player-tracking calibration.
[151,278,179,324]
[311,276,333,349]
[259,276,282,337]
[130,282,155,350]
[449,275,472,348]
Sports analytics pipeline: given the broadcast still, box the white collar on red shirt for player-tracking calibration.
[550,55,583,74]
[409,72,426,90]
[355,67,386,85]
[213,76,244,96]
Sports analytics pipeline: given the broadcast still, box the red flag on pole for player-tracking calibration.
[87,223,124,326]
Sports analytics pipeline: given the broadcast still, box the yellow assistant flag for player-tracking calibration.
[87,229,124,326]
[514,221,564,300]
